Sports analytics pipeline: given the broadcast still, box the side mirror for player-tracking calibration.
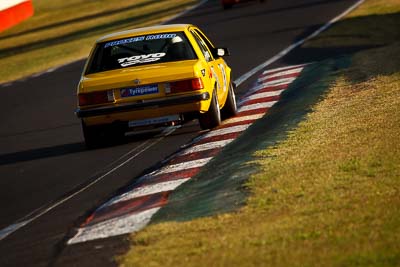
[215,47,230,57]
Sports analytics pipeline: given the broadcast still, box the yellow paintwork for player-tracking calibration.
[77,24,231,127]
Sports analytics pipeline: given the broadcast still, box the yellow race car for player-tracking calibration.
[76,24,237,148]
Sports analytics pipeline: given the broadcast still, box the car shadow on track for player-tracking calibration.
[0,131,166,166]
[0,142,86,166]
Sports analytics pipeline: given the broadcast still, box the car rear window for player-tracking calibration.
[86,32,197,74]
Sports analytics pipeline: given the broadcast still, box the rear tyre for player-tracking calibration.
[223,3,233,9]
[221,82,237,120]
[81,121,126,149]
[199,88,221,130]
[81,120,102,149]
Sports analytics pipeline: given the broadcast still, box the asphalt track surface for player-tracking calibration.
[0,0,360,266]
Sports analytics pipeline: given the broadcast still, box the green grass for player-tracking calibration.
[119,0,400,266]
[0,0,198,84]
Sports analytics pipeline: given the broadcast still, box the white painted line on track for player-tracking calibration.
[102,179,191,208]
[234,0,365,87]
[32,72,44,78]
[163,0,209,24]
[1,82,13,87]
[0,221,29,242]
[238,101,277,113]
[68,207,161,244]
[0,126,179,242]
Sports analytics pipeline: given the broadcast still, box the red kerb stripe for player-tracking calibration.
[197,132,241,145]
[169,149,220,165]
[84,192,169,226]
[138,167,201,186]
[240,95,281,106]
[237,108,269,117]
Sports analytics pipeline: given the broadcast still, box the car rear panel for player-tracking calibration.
[82,102,203,126]
[80,60,196,92]
[78,59,212,126]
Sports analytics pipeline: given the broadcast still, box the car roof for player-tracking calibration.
[96,24,195,43]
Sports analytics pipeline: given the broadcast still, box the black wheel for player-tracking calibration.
[81,121,125,149]
[221,82,237,120]
[199,88,221,130]
[223,3,233,9]
[81,120,102,149]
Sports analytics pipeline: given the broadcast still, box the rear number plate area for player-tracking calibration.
[128,115,180,128]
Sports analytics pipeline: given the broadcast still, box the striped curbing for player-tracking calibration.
[67,63,309,244]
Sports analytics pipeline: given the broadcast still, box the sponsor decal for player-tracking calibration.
[118,53,166,67]
[145,33,176,40]
[211,66,220,90]
[218,63,227,92]
[104,33,177,48]
[104,36,145,48]
[120,85,158,98]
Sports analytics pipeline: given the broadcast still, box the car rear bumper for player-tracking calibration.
[76,92,210,118]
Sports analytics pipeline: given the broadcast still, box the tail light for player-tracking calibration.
[166,78,204,94]
[78,90,114,106]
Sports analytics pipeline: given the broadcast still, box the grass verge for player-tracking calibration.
[0,0,198,84]
[119,0,400,266]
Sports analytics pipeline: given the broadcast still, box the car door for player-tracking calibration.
[190,28,229,106]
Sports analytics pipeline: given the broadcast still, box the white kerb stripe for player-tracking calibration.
[156,157,213,175]
[248,79,294,94]
[239,90,284,105]
[223,114,264,124]
[259,67,303,81]
[101,178,190,208]
[262,64,308,75]
[0,0,29,11]
[68,207,160,244]
[262,77,297,87]
[180,139,234,155]
[238,101,277,113]
[202,124,251,139]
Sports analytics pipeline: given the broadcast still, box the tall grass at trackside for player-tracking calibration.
[0,0,198,84]
[119,0,400,266]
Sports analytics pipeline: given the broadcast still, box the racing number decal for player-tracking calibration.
[218,64,227,92]
[211,66,221,90]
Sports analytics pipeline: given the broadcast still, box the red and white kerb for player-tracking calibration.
[67,63,309,244]
[0,0,34,32]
